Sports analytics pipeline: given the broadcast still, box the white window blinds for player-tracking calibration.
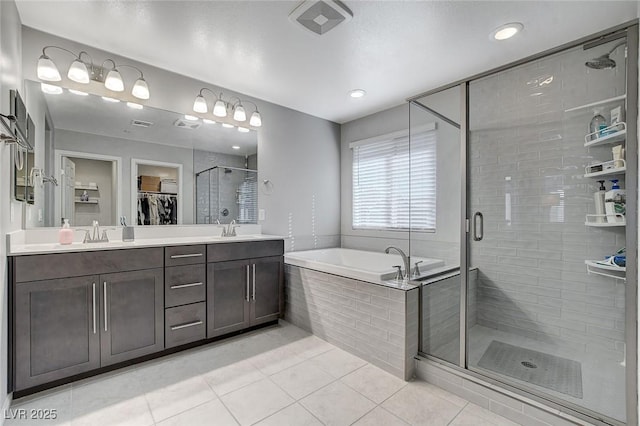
[351,128,437,231]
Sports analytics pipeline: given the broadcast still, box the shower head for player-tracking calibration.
[585,40,626,70]
[585,54,616,70]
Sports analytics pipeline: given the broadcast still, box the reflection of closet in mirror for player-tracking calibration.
[134,160,182,225]
[57,155,118,226]
[195,166,257,225]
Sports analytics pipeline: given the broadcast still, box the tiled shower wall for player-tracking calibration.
[468,42,627,358]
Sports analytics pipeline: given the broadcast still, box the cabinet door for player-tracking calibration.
[14,276,100,391]
[250,256,283,325]
[100,268,164,366]
[207,260,251,338]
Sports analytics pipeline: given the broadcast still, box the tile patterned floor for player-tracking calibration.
[6,321,519,426]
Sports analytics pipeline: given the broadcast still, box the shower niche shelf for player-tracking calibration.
[583,122,626,147]
[585,214,625,227]
[585,260,626,281]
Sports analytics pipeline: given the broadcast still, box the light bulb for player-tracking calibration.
[193,95,208,113]
[184,114,199,121]
[233,104,246,122]
[68,89,89,96]
[238,127,250,133]
[67,59,90,83]
[213,100,227,117]
[127,102,143,110]
[132,78,150,100]
[40,83,63,94]
[249,111,262,127]
[37,55,61,81]
[222,123,234,128]
[104,69,124,92]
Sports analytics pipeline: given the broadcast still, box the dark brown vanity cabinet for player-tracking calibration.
[12,248,164,391]
[207,241,284,338]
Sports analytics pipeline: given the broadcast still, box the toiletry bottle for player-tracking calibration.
[605,179,626,223]
[594,180,606,223]
[59,218,74,245]
[612,145,624,168]
[589,109,607,140]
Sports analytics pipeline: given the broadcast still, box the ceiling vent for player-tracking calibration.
[289,1,352,36]
[131,119,153,128]
[173,118,201,130]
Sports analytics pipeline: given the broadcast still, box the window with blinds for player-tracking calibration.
[351,127,437,231]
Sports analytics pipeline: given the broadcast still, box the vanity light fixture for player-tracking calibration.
[491,22,523,41]
[192,88,263,127]
[68,89,89,96]
[36,46,151,100]
[127,102,143,110]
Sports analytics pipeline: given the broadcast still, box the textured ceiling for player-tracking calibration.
[15,1,639,123]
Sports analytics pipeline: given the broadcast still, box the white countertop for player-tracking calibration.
[7,226,283,256]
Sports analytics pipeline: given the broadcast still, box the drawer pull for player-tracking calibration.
[170,253,203,259]
[170,282,203,290]
[171,320,203,331]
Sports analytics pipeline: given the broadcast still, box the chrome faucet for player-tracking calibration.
[385,246,410,280]
[221,219,238,237]
[83,220,111,243]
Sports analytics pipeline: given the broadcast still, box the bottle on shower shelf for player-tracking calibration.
[594,180,606,223]
[589,108,608,140]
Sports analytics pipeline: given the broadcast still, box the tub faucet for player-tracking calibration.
[385,246,410,280]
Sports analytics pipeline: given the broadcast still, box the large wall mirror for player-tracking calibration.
[23,79,258,228]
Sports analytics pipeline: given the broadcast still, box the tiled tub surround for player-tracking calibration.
[284,265,419,380]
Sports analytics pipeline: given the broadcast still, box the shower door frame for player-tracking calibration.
[411,20,638,426]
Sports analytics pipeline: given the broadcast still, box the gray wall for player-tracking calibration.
[340,99,461,266]
[0,0,23,413]
[21,27,341,251]
[468,42,627,357]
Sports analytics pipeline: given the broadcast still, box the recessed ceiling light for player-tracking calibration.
[101,96,120,103]
[232,145,241,150]
[349,89,366,98]
[68,89,88,96]
[127,102,143,110]
[222,123,235,128]
[491,22,523,41]
[184,114,199,121]
[203,119,216,124]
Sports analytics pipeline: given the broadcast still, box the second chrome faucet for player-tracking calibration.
[385,246,409,281]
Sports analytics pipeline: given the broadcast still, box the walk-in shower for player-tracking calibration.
[195,165,258,224]
[410,23,637,425]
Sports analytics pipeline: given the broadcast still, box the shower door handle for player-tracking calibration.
[473,212,483,241]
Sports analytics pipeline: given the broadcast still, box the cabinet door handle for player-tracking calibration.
[103,281,108,332]
[170,282,203,290]
[252,263,256,301]
[170,253,203,259]
[246,265,250,302]
[170,320,203,331]
[92,283,96,334]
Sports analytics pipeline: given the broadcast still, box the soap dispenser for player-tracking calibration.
[605,179,626,223]
[589,109,607,140]
[59,219,74,245]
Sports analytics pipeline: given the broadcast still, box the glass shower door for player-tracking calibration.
[466,38,629,423]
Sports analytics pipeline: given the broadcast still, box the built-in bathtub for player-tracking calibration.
[284,247,444,284]
[284,247,447,380]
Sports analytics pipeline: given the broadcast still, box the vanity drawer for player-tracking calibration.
[165,245,206,267]
[165,302,206,348]
[207,240,284,262]
[14,248,163,283]
[165,264,206,308]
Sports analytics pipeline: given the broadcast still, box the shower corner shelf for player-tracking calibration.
[583,123,626,147]
[564,94,626,113]
[585,260,626,281]
[75,199,98,204]
[585,214,625,227]
[584,160,625,178]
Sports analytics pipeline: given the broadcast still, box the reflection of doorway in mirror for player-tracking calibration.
[132,159,183,226]
[55,150,122,227]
